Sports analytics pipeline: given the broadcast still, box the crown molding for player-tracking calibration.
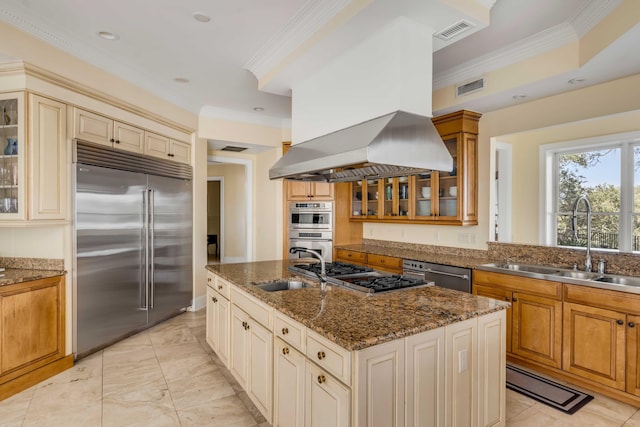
[243,0,352,80]
[570,0,622,37]
[0,61,195,134]
[433,22,578,90]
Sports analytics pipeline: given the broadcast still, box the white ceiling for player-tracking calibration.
[0,0,637,129]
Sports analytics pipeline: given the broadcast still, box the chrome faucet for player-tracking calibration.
[289,247,327,285]
[571,195,593,272]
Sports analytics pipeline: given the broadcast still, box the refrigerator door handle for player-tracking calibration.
[149,188,155,309]
[142,189,150,310]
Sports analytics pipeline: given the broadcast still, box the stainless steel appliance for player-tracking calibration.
[288,201,333,262]
[74,141,193,357]
[289,261,433,295]
[403,259,471,293]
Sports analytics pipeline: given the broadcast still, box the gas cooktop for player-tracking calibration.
[289,261,433,294]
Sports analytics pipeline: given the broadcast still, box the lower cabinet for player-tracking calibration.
[205,285,230,366]
[305,360,351,427]
[274,338,306,427]
[0,275,72,400]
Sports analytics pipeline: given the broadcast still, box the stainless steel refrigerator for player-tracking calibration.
[74,141,192,357]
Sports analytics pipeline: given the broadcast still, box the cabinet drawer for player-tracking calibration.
[336,249,366,264]
[473,270,561,299]
[367,254,402,272]
[274,312,306,352]
[564,283,640,314]
[231,286,273,329]
[306,329,351,386]
[206,272,231,299]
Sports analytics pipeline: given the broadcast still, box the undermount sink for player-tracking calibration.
[492,263,561,275]
[551,271,602,280]
[595,276,640,287]
[256,280,308,292]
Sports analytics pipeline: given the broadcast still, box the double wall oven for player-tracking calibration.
[288,201,333,262]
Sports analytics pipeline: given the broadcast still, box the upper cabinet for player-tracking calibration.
[0,93,67,222]
[348,110,481,226]
[73,108,190,165]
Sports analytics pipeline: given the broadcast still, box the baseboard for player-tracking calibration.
[0,355,74,401]
[189,294,206,312]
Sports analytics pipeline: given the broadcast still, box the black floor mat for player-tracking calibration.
[506,364,594,414]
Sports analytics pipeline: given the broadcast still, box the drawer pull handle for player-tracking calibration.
[218,285,223,290]
[212,297,217,303]
[282,327,289,335]
[630,322,636,328]
[207,277,211,282]
[282,347,290,355]
[380,259,385,263]
[617,319,624,325]
[317,351,326,360]
[317,375,326,384]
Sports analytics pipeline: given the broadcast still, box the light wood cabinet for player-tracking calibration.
[349,110,480,225]
[274,337,306,427]
[366,253,402,274]
[335,248,367,266]
[287,181,334,201]
[473,270,562,369]
[73,108,144,153]
[29,94,68,220]
[0,276,72,400]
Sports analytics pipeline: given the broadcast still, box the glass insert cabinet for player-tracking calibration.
[349,110,481,226]
[0,93,24,219]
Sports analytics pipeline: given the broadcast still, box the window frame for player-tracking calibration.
[540,131,640,253]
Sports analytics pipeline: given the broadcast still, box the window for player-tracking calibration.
[542,133,640,253]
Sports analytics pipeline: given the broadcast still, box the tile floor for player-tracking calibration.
[1,309,640,426]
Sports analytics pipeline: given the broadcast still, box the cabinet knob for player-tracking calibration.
[218,285,223,290]
[317,351,326,360]
[207,277,211,282]
[115,140,120,144]
[512,297,518,302]
[245,323,250,330]
[617,319,624,325]
[110,138,115,143]
[317,375,326,384]
[630,322,636,328]
[282,347,290,355]
[380,259,385,263]
[212,297,217,303]
[282,327,289,335]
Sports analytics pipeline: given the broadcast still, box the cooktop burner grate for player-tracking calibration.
[291,261,374,277]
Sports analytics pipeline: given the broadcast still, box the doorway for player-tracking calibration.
[207,179,221,264]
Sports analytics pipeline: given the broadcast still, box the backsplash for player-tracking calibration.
[0,257,64,271]
[487,242,640,277]
[362,238,488,259]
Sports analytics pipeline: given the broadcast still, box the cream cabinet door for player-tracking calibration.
[354,339,404,427]
[206,286,217,351]
[477,310,507,427]
[405,327,445,427]
[216,295,231,367]
[169,139,191,164]
[305,361,350,427]
[113,122,144,153]
[144,132,170,160]
[73,108,113,147]
[230,305,249,389]
[248,320,273,423]
[274,337,305,427]
[28,94,67,220]
[445,317,478,427]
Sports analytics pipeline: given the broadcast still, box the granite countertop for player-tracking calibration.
[206,260,509,351]
[335,243,493,269]
[0,268,66,286]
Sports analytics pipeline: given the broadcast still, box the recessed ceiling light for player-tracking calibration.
[97,31,119,41]
[568,78,586,84]
[512,95,527,100]
[192,12,211,23]
[253,107,264,112]
[173,77,189,83]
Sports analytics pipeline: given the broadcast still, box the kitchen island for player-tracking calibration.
[206,260,509,427]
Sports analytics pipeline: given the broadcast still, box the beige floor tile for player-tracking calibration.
[167,368,235,411]
[506,389,536,420]
[158,352,219,384]
[623,409,640,426]
[153,341,209,364]
[38,351,103,388]
[176,394,257,427]
[102,397,180,427]
[148,323,198,347]
[0,385,35,426]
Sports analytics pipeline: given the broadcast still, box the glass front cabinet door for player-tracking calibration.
[0,93,25,220]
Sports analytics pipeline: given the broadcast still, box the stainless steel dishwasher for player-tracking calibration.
[403,259,472,293]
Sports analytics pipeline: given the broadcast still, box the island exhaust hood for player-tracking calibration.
[269,110,452,182]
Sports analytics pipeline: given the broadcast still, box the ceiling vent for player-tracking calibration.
[456,77,485,97]
[435,20,474,41]
[221,145,248,152]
